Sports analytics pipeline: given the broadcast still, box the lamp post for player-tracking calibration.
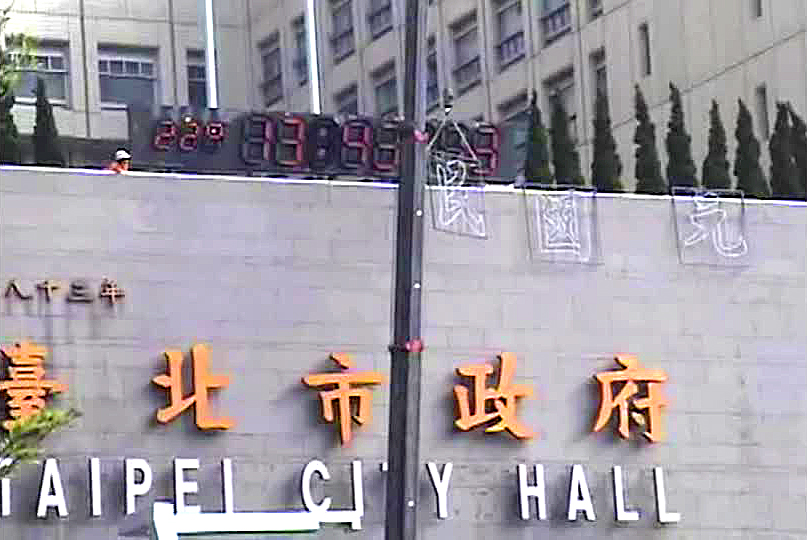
[384,2,428,540]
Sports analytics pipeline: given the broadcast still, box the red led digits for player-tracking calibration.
[153,120,177,150]
[341,120,372,169]
[275,116,306,167]
[441,122,473,158]
[471,123,500,176]
[179,118,200,151]
[204,121,225,146]
[372,121,400,172]
[308,117,339,169]
[241,114,274,165]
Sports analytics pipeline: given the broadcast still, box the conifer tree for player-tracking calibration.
[550,95,583,185]
[0,6,27,164]
[702,100,732,189]
[591,89,623,192]
[633,85,666,194]
[33,77,65,166]
[734,99,770,198]
[788,105,807,200]
[768,102,801,199]
[523,90,553,185]
[665,82,698,187]
[0,88,21,164]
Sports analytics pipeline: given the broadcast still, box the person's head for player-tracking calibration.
[114,149,132,170]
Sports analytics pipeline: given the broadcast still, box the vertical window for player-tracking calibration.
[639,23,651,76]
[756,84,769,139]
[187,49,206,110]
[497,91,529,174]
[591,49,607,103]
[98,46,157,108]
[10,45,69,103]
[292,16,308,86]
[590,0,602,19]
[544,69,577,143]
[426,36,439,111]
[259,33,283,106]
[331,0,355,63]
[495,0,524,69]
[335,84,359,115]
[451,12,481,94]
[752,0,763,18]
[373,62,397,117]
[367,0,393,39]
[541,0,571,45]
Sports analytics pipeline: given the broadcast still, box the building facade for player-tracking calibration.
[4,0,807,186]
[0,166,806,539]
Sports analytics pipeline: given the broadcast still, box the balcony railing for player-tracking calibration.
[497,30,525,69]
[453,56,481,94]
[330,28,355,63]
[368,4,393,39]
[541,3,571,45]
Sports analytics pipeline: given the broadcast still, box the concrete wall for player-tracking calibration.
[0,167,805,540]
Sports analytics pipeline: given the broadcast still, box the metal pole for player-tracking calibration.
[305,0,321,114]
[202,0,218,109]
[384,1,427,540]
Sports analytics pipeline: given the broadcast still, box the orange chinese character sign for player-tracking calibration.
[152,344,234,430]
[0,342,67,430]
[593,354,668,442]
[453,352,534,439]
[302,353,385,446]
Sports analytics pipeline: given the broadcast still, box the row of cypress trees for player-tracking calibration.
[0,76,65,166]
[524,83,807,200]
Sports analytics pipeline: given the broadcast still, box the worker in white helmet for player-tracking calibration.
[107,148,132,173]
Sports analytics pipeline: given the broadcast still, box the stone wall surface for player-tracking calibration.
[0,167,805,540]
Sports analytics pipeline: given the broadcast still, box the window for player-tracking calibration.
[373,62,397,117]
[259,33,283,106]
[756,84,769,139]
[590,0,603,19]
[544,69,577,143]
[591,49,607,103]
[451,12,481,94]
[495,0,524,69]
[335,84,359,115]
[639,23,651,76]
[426,36,439,111]
[541,0,571,44]
[368,0,393,39]
[498,91,529,174]
[98,46,157,108]
[752,0,762,18]
[331,0,355,63]
[187,49,206,110]
[292,16,308,86]
[9,46,69,104]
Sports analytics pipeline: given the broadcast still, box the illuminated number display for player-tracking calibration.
[471,123,500,176]
[153,120,177,150]
[146,112,504,179]
[241,115,273,165]
[179,119,200,151]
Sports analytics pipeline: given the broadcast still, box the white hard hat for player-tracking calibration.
[114,149,132,161]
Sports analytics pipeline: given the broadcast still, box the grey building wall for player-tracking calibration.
[0,167,805,539]
[5,0,807,187]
